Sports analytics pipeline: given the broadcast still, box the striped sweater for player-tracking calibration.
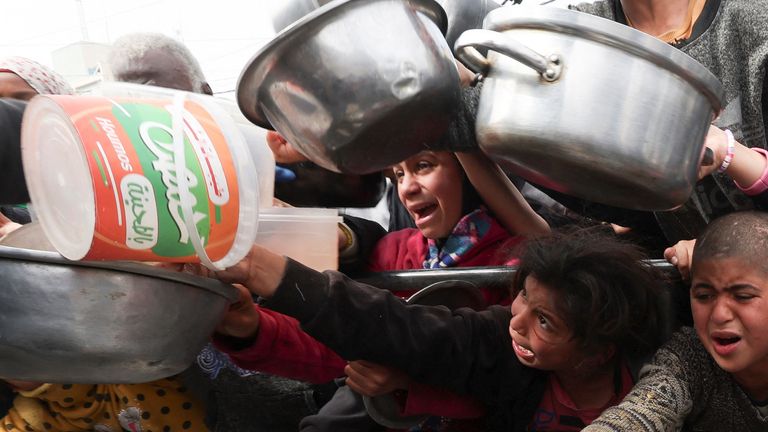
[583,327,768,431]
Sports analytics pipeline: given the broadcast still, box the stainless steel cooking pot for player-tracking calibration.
[269,0,330,33]
[238,0,461,174]
[270,0,499,48]
[0,245,238,383]
[454,6,725,210]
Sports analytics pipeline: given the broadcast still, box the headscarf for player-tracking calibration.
[0,56,74,95]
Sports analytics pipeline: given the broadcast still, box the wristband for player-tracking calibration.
[717,129,735,173]
[736,147,768,196]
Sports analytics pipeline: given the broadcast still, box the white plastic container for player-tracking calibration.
[255,207,341,271]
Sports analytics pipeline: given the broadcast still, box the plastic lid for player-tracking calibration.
[21,96,95,260]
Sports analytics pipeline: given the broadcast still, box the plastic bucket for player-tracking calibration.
[21,93,259,269]
[254,207,341,271]
[92,82,276,209]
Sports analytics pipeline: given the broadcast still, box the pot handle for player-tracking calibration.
[454,29,562,82]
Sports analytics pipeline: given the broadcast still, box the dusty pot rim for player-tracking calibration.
[481,5,724,113]
[0,245,239,303]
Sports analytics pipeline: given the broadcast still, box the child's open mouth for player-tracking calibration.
[512,340,535,361]
[711,333,741,356]
[411,204,437,223]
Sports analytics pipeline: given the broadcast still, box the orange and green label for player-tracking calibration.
[59,95,240,262]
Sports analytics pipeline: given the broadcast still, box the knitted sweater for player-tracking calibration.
[583,327,768,431]
[569,0,768,242]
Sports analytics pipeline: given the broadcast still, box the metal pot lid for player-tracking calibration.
[236,0,448,129]
[481,6,724,113]
[0,245,239,302]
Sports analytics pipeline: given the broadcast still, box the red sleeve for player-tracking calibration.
[368,229,427,272]
[213,307,347,383]
[402,381,486,419]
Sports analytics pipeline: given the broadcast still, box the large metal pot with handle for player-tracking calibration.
[238,0,460,174]
[454,6,724,210]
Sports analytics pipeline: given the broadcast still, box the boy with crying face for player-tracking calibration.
[585,211,768,432]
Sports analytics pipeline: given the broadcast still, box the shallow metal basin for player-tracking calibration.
[0,245,237,383]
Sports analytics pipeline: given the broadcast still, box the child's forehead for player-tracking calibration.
[693,255,768,285]
[393,150,448,167]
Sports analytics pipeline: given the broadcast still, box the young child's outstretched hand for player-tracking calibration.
[215,284,261,340]
[344,360,411,397]
[664,239,696,280]
[212,244,287,299]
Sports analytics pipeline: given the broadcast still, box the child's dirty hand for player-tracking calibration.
[212,244,287,299]
[215,284,260,339]
[344,360,411,397]
[266,131,308,164]
[664,239,696,280]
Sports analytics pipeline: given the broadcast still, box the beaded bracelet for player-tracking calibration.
[717,129,735,173]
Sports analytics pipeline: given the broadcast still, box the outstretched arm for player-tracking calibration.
[699,125,767,188]
[213,284,347,383]
[213,246,518,401]
[666,126,768,274]
[455,151,549,236]
[583,333,696,432]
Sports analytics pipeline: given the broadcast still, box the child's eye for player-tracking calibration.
[692,293,714,302]
[734,293,756,302]
[415,161,432,171]
[393,169,404,179]
[691,288,715,302]
[537,313,550,330]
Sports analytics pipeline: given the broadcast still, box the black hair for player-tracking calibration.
[510,227,665,359]
[459,167,484,216]
[692,211,768,275]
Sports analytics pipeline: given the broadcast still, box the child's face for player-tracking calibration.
[508,276,585,372]
[393,151,464,239]
[691,257,768,383]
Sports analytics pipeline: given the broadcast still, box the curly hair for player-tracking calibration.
[511,227,665,359]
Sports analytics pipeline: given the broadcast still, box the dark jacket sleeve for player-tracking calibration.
[0,99,29,204]
[339,214,387,276]
[263,259,523,404]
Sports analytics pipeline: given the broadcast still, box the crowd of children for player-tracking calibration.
[1,0,768,431]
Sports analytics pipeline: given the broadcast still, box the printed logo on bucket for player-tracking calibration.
[62,96,240,262]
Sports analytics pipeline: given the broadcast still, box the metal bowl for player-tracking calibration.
[269,0,330,33]
[0,245,238,383]
[270,0,498,48]
[238,0,461,174]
